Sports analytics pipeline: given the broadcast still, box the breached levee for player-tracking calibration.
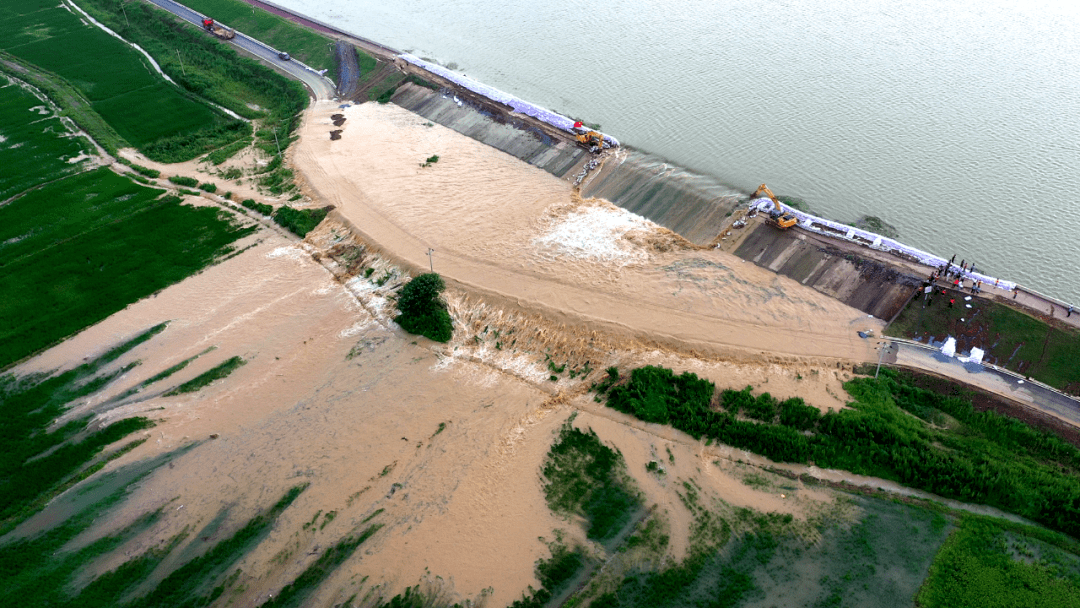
[577,150,745,246]
[390,83,744,245]
[391,83,588,177]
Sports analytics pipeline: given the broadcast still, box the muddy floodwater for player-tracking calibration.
[14,215,882,604]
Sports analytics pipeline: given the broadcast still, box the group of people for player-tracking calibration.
[920,255,992,308]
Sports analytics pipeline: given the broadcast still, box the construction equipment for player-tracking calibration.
[751,183,798,230]
[574,130,604,153]
[202,18,235,40]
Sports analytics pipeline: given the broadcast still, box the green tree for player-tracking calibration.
[395,273,453,342]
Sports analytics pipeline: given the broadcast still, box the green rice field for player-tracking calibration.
[0,0,239,159]
[0,73,91,200]
[0,168,256,369]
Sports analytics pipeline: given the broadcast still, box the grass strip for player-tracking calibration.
[163,356,246,396]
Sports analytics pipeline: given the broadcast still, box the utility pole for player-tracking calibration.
[875,341,892,378]
[175,49,186,76]
[121,2,129,27]
[273,128,281,157]
[426,248,435,273]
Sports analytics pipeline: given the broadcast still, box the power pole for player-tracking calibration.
[121,3,129,27]
[875,342,892,378]
[175,49,186,76]
[426,248,435,273]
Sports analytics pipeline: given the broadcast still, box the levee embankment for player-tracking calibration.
[391,83,589,177]
[578,150,744,245]
[730,218,922,320]
[388,81,920,320]
[391,83,744,245]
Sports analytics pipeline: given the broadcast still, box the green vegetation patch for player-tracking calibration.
[0,73,91,200]
[887,290,1080,392]
[919,514,1080,608]
[241,198,273,216]
[542,419,640,541]
[205,138,248,165]
[0,169,255,369]
[0,0,239,160]
[272,205,328,237]
[394,273,453,343]
[601,365,1080,539]
[163,356,246,396]
[168,175,199,187]
[0,323,164,533]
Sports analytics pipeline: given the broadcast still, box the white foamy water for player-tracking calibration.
[275,0,1080,304]
[534,206,652,265]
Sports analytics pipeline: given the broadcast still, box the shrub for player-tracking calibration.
[778,397,821,430]
[395,273,452,342]
[198,182,217,193]
[743,392,778,422]
[272,206,329,237]
[168,175,199,187]
[241,199,273,216]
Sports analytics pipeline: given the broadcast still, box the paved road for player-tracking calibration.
[877,338,1080,428]
[143,0,335,100]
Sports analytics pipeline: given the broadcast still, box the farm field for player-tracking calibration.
[73,0,308,160]
[0,72,92,200]
[0,0,241,160]
[0,168,256,369]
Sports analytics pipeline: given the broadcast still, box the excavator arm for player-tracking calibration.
[751,183,797,230]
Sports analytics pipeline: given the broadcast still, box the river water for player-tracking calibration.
[276,0,1080,304]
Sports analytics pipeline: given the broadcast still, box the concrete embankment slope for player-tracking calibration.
[391,83,588,177]
[391,83,744,245]
[578,151,744,245]
[731,219,922,321]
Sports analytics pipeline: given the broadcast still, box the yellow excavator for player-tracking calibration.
[575,130,604,152]
[751,183,797,230]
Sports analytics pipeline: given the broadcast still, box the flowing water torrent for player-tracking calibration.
[274,0,1080,305]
